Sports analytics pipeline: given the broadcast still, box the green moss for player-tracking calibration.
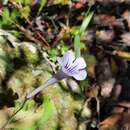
[20,43,40,65]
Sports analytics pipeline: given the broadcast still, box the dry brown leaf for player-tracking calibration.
[93,15,124,28]
[113,50,130,59]
[86,84,99,98]
[120,33,130,46]
[96,30,115,43]
[122,10,130,29]
[100,113,121,126]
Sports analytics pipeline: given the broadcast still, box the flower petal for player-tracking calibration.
[73,70,87,80]
[57,57,63,66]
[73,57,86,70]
[63,51,75,67]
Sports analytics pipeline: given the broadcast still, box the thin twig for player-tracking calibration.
[1,98,28,129]
[1,12,50,48]
[96,97,100,125]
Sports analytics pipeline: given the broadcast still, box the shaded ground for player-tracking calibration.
[0,0,130,130]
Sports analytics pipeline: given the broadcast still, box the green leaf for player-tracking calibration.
[38,0,47,15]
[21,6,30,19]
[79,11,94,35]
[80,42,86,49]
[39,96,56,125]
[73,9,94,57]
[59,41,69,54]
[11,9,20,20]
[23,0,30,5]
[47,49,58,61]
[2,8,10,25]
[53,0,69,5]
[74,34,81,57]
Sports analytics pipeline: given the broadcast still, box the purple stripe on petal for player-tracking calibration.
[65,59,69,68]
[68,65,78,73]
[71,69,77,74]
[67,65,78,74]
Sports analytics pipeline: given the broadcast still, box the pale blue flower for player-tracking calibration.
[26,50,87,99]
[56,50,87,80]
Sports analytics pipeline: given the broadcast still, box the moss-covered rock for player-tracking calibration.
[0,31,85,130]
[20,42,40,65]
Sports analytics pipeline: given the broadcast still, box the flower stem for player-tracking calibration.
[26,77,58,99]
[1,77,58,129]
